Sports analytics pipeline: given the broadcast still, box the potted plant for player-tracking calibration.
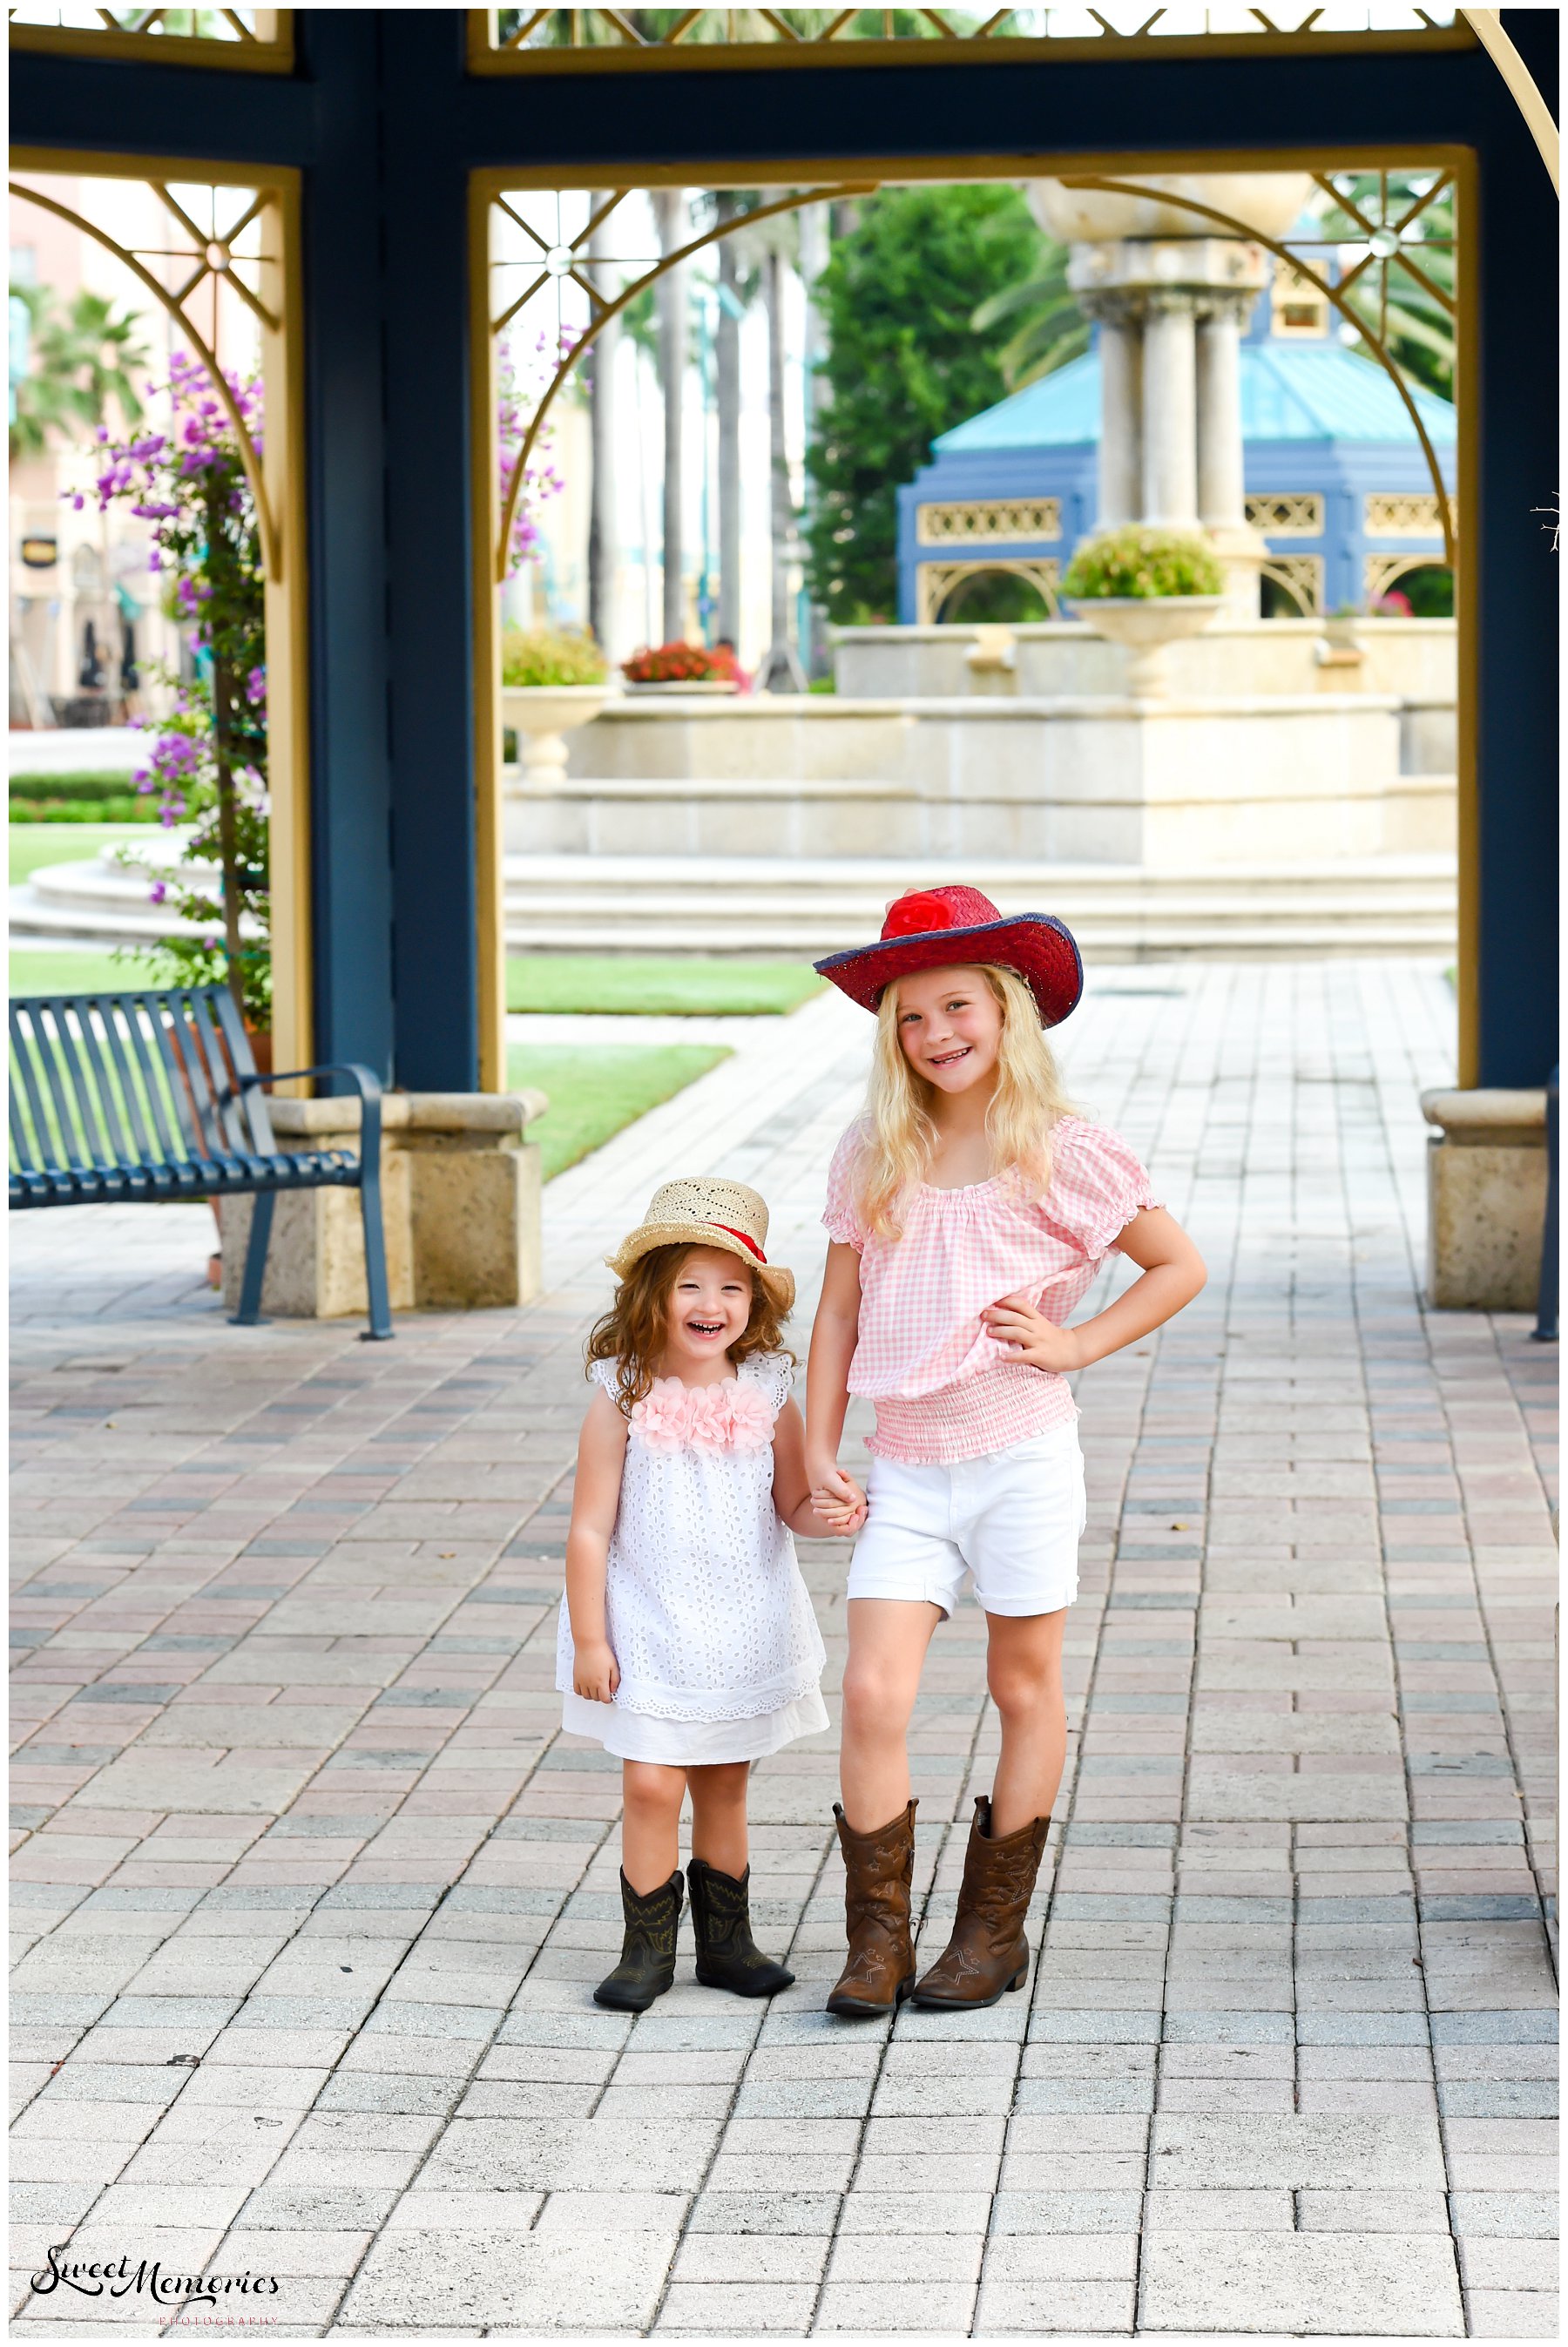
[1062,526,1226,694]
[501,626,611,786]
[620,640,740,694]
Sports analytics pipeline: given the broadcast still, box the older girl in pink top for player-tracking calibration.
[806,886,1206,2018]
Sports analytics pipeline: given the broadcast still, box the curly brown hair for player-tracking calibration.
[585,1242,794,1416]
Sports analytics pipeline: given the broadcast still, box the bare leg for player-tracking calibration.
[687,1760,751,1877]
[984,1608,1069,1836]
[838,1598,943,1831]
[621,1760,686,1893]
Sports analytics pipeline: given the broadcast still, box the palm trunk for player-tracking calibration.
[759,246,803,693]
[587,202,618,654]
[716,194,743,649]
[797,201,830,680]
[654,187,687,644]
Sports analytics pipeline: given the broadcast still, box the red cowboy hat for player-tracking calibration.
[814,886,1083,1027]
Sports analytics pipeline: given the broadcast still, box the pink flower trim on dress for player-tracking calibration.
[631,1376,775,1456]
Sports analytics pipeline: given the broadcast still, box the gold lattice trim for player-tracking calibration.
[1246,493,1325,538]
[916,499,1062,548]
[486,8,1467,62]
[1260,555,1324,616]
[916,558,1060,625]
[9,4,276,37]
[1364,492,1448,538]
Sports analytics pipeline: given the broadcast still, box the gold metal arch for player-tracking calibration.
[491,179,875,585]
[1060,171,1456,567]
[9,176,283,578]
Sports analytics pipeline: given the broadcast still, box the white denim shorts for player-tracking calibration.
[847,1422,1086,1619]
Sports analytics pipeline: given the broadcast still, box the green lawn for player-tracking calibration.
[10,948,169,998]
[10,822,152,889]
[505,954,822,1017]
[508,1042,729,1181]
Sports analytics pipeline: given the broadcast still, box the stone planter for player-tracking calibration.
[503,684,609,787]
[1065,595,1226,694]
[217,1089,550,1318]
[622,678,739,696]
[1420,1087,1549,1310]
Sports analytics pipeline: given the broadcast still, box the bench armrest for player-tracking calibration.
[239,1063,383,1174]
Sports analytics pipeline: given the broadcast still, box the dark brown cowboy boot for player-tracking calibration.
[593,1869,683,2012]
[687,1858,794,1997]
[910,1796,1050,2010]
[825,1799,917,2019]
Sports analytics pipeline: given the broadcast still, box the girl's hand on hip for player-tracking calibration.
[983,1292,1085,1373]
[572,1640,620,1703]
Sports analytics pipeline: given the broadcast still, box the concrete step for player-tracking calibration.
[10,843,1457,960]
[502,854,1456,958]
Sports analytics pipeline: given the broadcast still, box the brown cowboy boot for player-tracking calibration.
[910,1796,1050,2010]
[825,1799,917,2019]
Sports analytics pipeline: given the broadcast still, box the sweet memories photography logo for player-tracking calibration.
[30,2245,283,2315]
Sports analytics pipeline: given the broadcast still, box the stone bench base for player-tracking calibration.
[1420,1087,1548,1312]
[218,1089,548,1320]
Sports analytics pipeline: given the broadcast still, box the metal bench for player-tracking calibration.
[9,984,393,1341]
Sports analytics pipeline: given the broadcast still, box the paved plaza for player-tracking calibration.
[10,960,1558,2338]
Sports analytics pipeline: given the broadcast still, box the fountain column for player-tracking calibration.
[1140,294,1199,526]
[1197,289,1268,613]
[1196,295,1248,531]
[1090,295,1143,528]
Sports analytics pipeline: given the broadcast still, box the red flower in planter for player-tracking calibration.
[621,640,739,685]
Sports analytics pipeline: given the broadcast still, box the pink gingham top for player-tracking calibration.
[823,1115,1161,1464]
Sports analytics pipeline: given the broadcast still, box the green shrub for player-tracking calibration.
[9,771,139,803]
[10,795,158,823]
[501,626,608,687]
[1063,527,1225,600]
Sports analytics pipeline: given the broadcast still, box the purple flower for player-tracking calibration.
[149,881,167,905]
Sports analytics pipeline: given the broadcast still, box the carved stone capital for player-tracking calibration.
[1078,287,1147,328]
[1195,289,1258,330]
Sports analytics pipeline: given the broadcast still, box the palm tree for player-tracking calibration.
[968,233,1086,392]
[653,187,688,642]
[10,285,147,459]
[713,191,754,648]
[733,199,805,693]
[586,199,619,653]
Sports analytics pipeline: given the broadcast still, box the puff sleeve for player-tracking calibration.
[1044,1119,1163,1263]
[822,1123,869,1254]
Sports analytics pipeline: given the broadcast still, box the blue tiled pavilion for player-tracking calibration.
[899,280,1457,623]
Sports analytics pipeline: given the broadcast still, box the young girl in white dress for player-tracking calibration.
[558,1176,833,2012]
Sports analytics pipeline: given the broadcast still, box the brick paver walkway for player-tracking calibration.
[10,961,1557,2338]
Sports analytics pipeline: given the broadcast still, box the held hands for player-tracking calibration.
[983,1290,1085,1374]
[807,1454,868,1536]
[572,1639,620,1705]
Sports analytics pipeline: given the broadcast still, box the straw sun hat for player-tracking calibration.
[605,1178,795,1316]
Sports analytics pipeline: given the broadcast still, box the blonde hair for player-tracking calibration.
[855,963,1076,1239]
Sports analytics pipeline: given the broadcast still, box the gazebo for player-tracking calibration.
[7,9,1558,1310]
[900,271,1458,625]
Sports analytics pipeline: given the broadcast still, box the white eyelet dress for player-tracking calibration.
[556,1352,829,1764]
